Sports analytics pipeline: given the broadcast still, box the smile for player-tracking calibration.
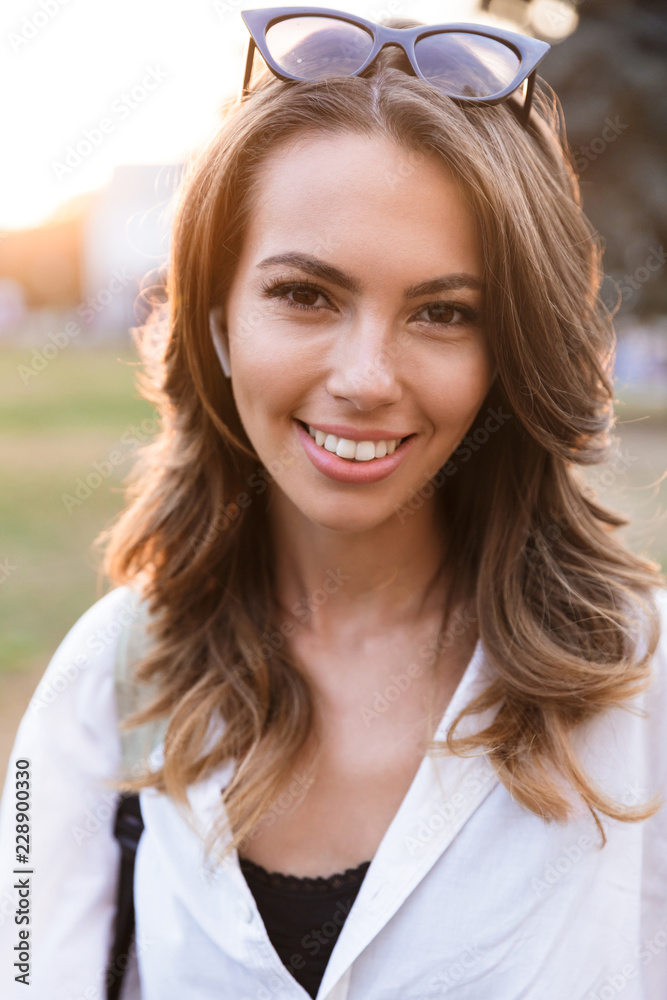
[306,424,407,462]
[293,419,417,485]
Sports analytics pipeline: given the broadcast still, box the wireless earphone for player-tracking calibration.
[209,308,231,378]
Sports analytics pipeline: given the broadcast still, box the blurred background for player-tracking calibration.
[1,0,665,775]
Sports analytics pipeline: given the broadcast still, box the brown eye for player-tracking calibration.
[426,302,456,324]
[414,300,479,328]
[261,277,337,313]
[291,287,320,307]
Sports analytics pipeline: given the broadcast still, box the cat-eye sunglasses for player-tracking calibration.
[238,5,551,124]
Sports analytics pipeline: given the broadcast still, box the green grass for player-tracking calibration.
[3,345,155,431]
[0,345,157,675]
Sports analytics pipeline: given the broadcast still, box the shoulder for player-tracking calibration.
[651,584,667,658]
[645,584,667,711]
[574,585,667,797]
[618,583,667,718]
[17,584,144,763]
[36,583,144,678]
[638,585,667,708]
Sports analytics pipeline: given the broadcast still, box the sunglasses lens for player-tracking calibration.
[265,16,373,79]
[414,32,521,99]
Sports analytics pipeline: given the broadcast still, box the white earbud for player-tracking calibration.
[209,308,231,378]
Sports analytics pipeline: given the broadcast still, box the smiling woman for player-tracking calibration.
[1,7,666,1000]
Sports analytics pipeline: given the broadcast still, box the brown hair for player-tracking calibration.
[97,17,664,856]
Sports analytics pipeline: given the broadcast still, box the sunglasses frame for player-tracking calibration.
[239,5,551,124]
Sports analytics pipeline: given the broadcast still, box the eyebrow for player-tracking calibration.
[257,252,483,298]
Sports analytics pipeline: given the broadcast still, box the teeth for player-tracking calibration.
[307,425,403,462]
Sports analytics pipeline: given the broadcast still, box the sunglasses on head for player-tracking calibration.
[238,5,551,125]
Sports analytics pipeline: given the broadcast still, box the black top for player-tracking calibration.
[239,854,372,999]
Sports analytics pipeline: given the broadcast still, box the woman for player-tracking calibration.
[1,8,665,1000]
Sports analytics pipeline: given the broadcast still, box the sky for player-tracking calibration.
[0,0,573,231]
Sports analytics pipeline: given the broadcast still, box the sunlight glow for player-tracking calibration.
[1,0,514,231]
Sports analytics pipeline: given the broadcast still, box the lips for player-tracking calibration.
[293,418,417,485]
[298,419,412,457]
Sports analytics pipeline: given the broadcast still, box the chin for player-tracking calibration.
[296,495,401,535]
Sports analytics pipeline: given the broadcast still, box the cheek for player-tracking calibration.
[419,344,494,438]
[229,326,314,428]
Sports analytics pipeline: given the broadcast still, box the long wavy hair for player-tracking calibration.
[98,16,664,857]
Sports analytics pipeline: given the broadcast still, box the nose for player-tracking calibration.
[324,313,403,411]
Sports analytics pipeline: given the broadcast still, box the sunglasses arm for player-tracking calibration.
[238,35,256,104]
[519,69,536,125]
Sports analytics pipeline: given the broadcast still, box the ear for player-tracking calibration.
[209,307,231,379]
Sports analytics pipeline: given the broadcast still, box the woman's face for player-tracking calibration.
[222,131,495,533]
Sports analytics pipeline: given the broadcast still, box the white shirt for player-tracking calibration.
[1,583,666,1000]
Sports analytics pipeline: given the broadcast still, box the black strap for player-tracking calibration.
[107,792,144,1000]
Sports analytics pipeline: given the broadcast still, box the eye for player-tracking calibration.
[260,278,334,312]
[413,301,480,328]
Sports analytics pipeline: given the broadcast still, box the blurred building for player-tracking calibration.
[81,163,184,335]
[0,163,183,342]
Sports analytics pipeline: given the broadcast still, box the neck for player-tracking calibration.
[267,487,452,641]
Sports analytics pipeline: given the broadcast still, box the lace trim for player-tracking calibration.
[238,854,372,894]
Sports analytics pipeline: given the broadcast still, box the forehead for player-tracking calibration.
[240,131,481,276]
